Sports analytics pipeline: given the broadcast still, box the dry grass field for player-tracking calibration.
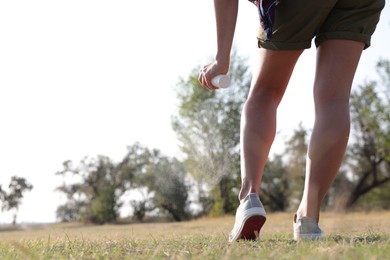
[0,211,389,259]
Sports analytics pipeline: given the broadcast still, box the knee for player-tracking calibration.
[314,87,350,108]
[245,86,284,111]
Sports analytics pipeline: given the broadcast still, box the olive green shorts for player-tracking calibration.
[258,0,386,50]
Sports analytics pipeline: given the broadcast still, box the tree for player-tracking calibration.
[261,154,289,212]
[261,124,308,212]
[1,176,33,225]
[55,200,87,223]
[55,143,193,223]
[344,59,390,208]
[56,156,121,223]
[136,152,192,221]
[55,143,151,223]
[130,198,151,222]
[172,50,251,215]
[283,124,308,210]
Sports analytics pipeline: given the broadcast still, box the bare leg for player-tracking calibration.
[239,49,303,200]
[297,40,364,221]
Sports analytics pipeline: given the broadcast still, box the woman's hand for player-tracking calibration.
[198,0,238,90]
[198,60,229,90]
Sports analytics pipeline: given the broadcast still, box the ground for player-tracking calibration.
[0,211,389,259]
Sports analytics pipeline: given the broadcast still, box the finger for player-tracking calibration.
[204,72,219,90]
[199,64,219,90]
[199,68,213,90]
[199,72,209,89]
[200,74,211,90]
[198,67,208,86]
[198,69,206,88]
[198,71,203,87]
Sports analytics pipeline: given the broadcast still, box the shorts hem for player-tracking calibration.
[257,39,311,50]
[315,32,371,49]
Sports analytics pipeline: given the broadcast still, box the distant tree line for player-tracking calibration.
[55,54,390,224]
[55,145,191,223]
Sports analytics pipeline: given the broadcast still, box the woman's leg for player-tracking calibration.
[297,40,365,222]
[239,48,303,200]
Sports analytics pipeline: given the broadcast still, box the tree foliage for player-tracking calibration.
[344,59,390,208]
[0,176,33,225]
[136,152,192,221]
[56,144,193,223]
[261,154,289,211]
[55,143,151,224]
[261,124,308,212]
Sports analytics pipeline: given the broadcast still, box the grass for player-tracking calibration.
[0,211,390,259]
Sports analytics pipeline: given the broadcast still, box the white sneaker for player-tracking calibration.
[293,214,323,241]
[228,193,266,242]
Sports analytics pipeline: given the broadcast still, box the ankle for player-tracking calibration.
[296,208,319,223]
[239,179,259,200]
[238,187,258,201]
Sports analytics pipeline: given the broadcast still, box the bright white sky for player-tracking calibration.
[0,1,389,223]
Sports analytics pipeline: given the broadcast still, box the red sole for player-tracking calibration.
[239,215,266,240]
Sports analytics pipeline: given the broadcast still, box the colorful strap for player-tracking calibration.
[248,0,276,40]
